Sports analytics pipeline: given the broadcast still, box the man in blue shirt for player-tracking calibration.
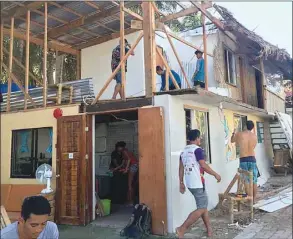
[192,50,205,89]
[156,66,181,91]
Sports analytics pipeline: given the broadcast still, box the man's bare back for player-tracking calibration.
[233,131,257,158]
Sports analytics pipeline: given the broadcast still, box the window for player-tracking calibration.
[11,127,53,178]
[233,114,247,158]
[256,122,264,143]
[224,48,237,85]
[185,108,211,163]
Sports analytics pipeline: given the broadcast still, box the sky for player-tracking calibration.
[218,2,292,56]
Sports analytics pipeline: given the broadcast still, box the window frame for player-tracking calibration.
[10,127,53,179]
[256,122,264,144]
[224,46,237,86]
[184,106,212,164]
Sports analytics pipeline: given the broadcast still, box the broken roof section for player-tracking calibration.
[214,4,292,79]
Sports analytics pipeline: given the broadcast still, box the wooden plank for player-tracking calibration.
[142,2,156,97]
[201,3,208,90]
[120,1,126,100]
[138,107,167,236]
[43,2,47,108]
[163,25,191,88]
[2,28,78,55]
[223,173,240,196]
[260,57,267,111]
[91,32,143,104]
[0,24,3,77]
[24,10,30,110]
[151,2,166,17]
[86,115,93,224]
[122,6,143,21]
[6,17,14,112]
[130,20,164,31]
[76,50,81,80]
[160,3,212,23]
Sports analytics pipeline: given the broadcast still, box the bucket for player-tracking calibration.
[101,199,111,216]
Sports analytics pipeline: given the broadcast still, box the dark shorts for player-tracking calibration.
[114,70,122,84]
[239,157,258,184]
[188,188,208,209]
[194,81,205,89]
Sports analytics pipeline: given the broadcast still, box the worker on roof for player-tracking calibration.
[192,50,205,89]
[111,39,135,100]
[156,66,182,91]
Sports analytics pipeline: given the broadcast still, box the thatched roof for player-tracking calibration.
[214,4,292,79]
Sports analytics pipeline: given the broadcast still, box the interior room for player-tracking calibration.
[93,110,139,228]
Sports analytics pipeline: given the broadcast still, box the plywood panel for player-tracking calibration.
[138,107,167,236]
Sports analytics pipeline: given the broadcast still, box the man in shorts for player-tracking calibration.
[111,39,135,100]
[192,50,205,89]
[176,130,221,238]
[231,120,258,203]
[1,195,59,239]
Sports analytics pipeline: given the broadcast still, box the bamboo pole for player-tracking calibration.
[24,11,30,110]
[91,32,144,104]
[201,2,208,90]
[167,32,213,57]
[43,2,47,107]
[6,17,14,112]
[163,25,191,88]
[120,1,126,100]
[0,24,3,77]
[156,47,179,90]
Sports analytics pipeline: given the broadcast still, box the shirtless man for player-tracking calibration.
[231,120,258,202]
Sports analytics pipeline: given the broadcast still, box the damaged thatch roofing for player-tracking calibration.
[214,4,292,78]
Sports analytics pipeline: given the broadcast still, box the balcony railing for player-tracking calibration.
[266,89,285,114]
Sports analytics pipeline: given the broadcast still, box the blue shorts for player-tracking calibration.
[114,71,122,84]
[239,160,258,184]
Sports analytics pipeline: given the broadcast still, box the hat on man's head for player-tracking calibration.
[195,50,203,55]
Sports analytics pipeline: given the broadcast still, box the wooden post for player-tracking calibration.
[142,2,156,97]
[43,2,48,107]
[0,23,3,77]
[260,57,267,110]
[24,11,30,110]
[76,50,81,80]
[6,17,14,112]
[120,1,126,100]
[163,25,191,88]
[201,2,208,90]
[165,69,169,91]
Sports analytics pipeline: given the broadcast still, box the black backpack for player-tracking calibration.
[120,204,152,239]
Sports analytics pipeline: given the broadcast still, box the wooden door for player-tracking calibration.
[56,115,90,225]
[138,107,167,236]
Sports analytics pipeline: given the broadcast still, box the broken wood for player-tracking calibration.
[6,17,14,112]
[120,1,126,100]
[43,2,47,107]
[24,10,30,110]
[91,32,144,104]
[156,47,180,90]
[163,25,191,88]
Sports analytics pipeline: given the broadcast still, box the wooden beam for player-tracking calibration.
[156,47,180,90]
[0,24,3,77]
[24,11,30,110]
[6,18,14,112]
[122,6,143,21]
[165,68,169,91]
[163,25,191,88]
[3,28,78,55]
[92,32,143,104]
[160,2,212,23]
[2,63,37,108]
[131,20,164,31]
[43,2,47,107]
[75,28,138,50]
[77,50,81,80]
[151,2,166,17]
[168,31,213,57]
[142,2,156,97]
[120,1,126,100]
[201,2,208,90]
[260,57,267,111]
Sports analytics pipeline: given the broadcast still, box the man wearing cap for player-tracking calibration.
[156,66,182,91]
[111,39,135,99]
[192,50,205,89]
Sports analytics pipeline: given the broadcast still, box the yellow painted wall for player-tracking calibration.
[0,105,80,186]
[223,109,264,161]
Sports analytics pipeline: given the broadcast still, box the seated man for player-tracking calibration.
[156,66,181,91]
[1,195,59,239]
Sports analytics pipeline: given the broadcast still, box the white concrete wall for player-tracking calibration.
[154,94,272,233]
[81,31,145,100]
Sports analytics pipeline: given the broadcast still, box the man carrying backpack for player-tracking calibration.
[176,130,221,238]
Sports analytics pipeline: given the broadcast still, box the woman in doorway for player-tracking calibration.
[116,141,138,205]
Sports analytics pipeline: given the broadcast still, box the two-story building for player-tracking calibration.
[1,1,292,235]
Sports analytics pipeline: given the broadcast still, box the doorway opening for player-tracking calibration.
[93,110,139,228]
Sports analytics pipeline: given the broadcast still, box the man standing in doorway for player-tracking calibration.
[231,120,258,203]
[176,130,221,238]
[192,50,205,89]
[156,66,182,91]
[111,39,135,100]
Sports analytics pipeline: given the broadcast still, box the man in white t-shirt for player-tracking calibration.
[176,129,221,238]
[1,196,59,239]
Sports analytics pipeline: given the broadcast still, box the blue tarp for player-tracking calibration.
[0,83,36,93]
